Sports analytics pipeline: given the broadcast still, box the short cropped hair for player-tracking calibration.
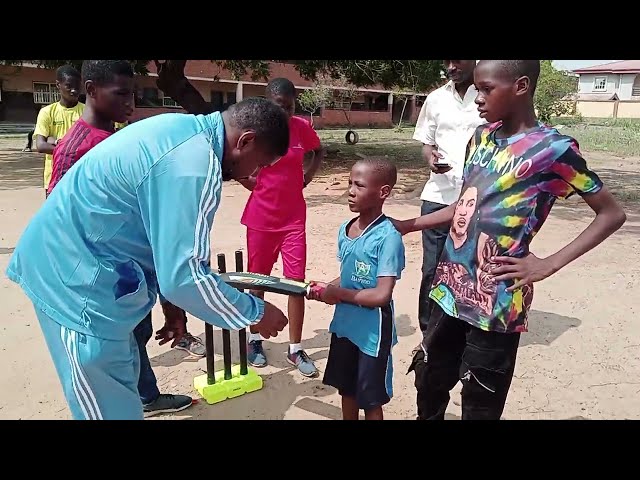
[266,77,296,98]
[56,65,80,82]
[227,97,290,157]
[495,60,541,95]
[356,156,398,188]
[81,60,134,86]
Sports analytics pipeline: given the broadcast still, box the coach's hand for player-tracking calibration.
[155,302,187,347]
[254,301,288,339]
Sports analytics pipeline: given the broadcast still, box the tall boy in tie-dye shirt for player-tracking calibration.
[394,60,626,420]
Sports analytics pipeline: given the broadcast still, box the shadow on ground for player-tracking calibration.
[150,311,418,420]
[520,310,581,348]
[177,327,333,420]
[0,150,42,191]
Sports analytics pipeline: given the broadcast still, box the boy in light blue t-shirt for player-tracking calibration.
[308,157,405,420]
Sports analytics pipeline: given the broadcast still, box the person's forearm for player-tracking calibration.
[334,286,391,308]
[172,78,214,115]
[35,136,55,154]
[303,147,326,185]
[405,203,456,233]
[546,208,626,274]
[422,143,436,163]
[238,176,257,191]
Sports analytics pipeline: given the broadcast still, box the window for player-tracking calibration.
[593,76,607,92]
[162,96,180,108]
[632,76,640,97]
[33,82,60,104]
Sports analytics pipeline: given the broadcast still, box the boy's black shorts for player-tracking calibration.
[323,333,393,410]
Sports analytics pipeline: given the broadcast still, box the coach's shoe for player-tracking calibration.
[174,333,206,357]
[143,394,193,418]
[287,349,318,377]
[248,340,268,367]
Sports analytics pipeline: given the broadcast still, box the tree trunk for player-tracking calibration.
[398,97,408,128]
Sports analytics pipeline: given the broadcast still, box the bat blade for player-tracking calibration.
[219,272,310,296]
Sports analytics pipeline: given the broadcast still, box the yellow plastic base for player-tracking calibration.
[194,364,263,404]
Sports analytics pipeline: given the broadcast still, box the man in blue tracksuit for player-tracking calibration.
[6,97,290,420]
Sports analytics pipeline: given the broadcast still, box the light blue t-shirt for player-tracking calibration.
[329,214,405,357]
[6,112,264,341]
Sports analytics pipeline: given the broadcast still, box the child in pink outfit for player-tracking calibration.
[240,78,326,377]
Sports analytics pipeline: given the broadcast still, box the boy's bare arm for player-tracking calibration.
[237,167,261,191]
[391,203,456,236]
[303,146,326,186]
[35,134,56,155]
[492,187,626,291]
[329,276,397,308]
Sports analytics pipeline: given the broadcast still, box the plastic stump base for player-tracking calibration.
[194,364,263,404]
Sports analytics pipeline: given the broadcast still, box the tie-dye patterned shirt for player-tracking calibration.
[429,121,603,333]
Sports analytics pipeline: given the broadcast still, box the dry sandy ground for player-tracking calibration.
[0,138,639,420]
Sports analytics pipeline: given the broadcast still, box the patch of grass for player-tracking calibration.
[319,120,640,175]
[562,124,640,157]
[318,128,421,172]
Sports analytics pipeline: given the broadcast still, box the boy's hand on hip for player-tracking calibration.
[490,253,557,292]
[254,301,288,339]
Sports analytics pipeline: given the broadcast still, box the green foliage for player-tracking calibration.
[1,60,443,93]
[298,85,332,126]
[535,60,577,123]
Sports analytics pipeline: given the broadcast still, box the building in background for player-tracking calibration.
[571,60,640,119]
[0,61,430,128]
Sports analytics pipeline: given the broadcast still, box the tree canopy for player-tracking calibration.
[1,59,443,92]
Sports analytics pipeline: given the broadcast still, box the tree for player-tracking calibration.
[392,90,413,129]
[535,60,578,123]
[297,84,331,126]
[1,60,444,115]
[318,74,359,128]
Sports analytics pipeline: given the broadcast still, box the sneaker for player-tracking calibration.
[143,394,193,417]
[286,349,318,377]
[248,340,267,367]
[174,332,206,357]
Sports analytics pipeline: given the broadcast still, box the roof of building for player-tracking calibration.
[572,60,640,74]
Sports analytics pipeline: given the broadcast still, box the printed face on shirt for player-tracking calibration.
[474,60,531,123]
[56,74,81,104]
[86,74,135,124]
[443,60,476,84]
[269,93,295,120]
[451,186,477,244]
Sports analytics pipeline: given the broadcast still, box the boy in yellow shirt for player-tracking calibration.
[33,65,84,194]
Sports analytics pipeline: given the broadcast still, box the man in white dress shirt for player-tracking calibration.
[407,60,484,420]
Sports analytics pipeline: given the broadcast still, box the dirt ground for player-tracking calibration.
[0,135,639,420]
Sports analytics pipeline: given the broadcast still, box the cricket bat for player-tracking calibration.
[218,272,313,296]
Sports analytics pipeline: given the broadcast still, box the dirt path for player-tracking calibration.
[1,137,638,420]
